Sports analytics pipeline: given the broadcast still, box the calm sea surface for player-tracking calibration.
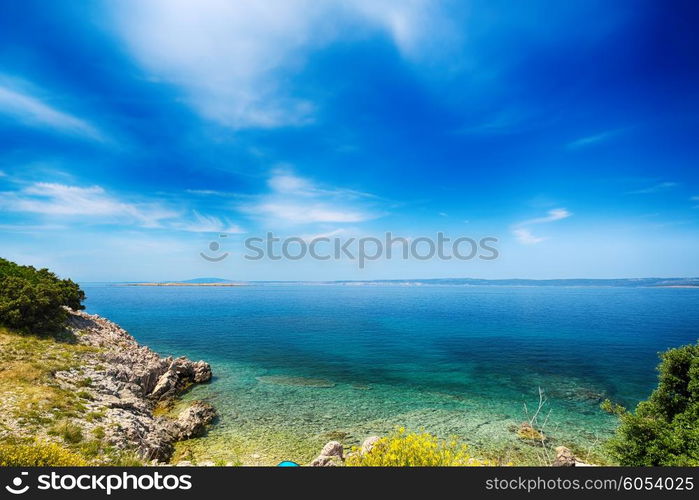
[83,284,699,463]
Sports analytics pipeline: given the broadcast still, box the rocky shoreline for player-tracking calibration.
[55,308,216,462]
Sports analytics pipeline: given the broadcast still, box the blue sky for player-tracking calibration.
[1,0,698,281]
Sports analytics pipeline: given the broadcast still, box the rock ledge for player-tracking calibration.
[56,308,215,461]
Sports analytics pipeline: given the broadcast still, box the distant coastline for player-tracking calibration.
[319,277,699,287]
[121,282,245,287]
[112,277,699,288]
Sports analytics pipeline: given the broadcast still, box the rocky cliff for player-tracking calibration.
[54,309,216,462]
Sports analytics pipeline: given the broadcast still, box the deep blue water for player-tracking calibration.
[82,284,699,462]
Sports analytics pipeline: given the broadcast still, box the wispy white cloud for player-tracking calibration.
[172,211,244,233]
[109,0,450,129]
[627,182,677,195]
[455,107,545,136]
[516,208,572,227]
[267,171,317,196]
[299,228,347,243]
[0,82,104,141]
[0,183,175,227]
[240,170,382,225]
[0,182,241,233]
[513,228,545,245]
[512,207,572,245]
[250,202,370,224]
[567,129,622,149]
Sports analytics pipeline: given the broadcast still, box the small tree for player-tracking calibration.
[0,258,85,335]
[602,342,699,466]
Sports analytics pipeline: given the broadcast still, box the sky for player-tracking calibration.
[0,0,698,281]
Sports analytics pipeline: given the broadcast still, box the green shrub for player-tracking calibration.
[92,426,105,440]
[51,420,84,444]
[0,258,84,335]
[77,377,93,387]
[0,441,88,466]
[345,428,493,466]
[76,391,93,400]
[602,342,699,466]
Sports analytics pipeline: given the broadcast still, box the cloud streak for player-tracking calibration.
[627,182,677,195]
[0,82,104,141]
[513,228,545,245]
[567,129,622,150]
[516,208,572,227]
[513,207,572,245]
[0,182,240,233]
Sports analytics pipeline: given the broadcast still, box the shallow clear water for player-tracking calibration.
[83,284,699,464]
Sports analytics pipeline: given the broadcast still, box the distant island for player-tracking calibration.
[121,277,244,287]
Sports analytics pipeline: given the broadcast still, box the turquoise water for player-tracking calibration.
[83,284,699,463]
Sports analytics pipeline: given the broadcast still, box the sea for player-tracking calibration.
[82,283,699,464]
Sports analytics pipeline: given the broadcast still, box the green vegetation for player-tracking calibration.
[345,428,494,466]
[0,326,97,423]
[602,342,699,466]
[50,420,84,444]
[0,257,85,335]
[0,441,88,466]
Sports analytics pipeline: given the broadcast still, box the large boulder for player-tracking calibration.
[552,446,577,466]
[169,401,217,440]
[150,358,212,400]
[552,446,595,467]
[310,440,344,466]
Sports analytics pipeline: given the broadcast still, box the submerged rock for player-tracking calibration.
[517,422,545,441]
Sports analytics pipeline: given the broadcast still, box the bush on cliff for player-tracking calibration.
[602,342,699,466]
[345,428,493,466]
[0,441,88,466]
[0,257,84,335]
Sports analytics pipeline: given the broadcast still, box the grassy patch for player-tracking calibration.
[0,328,98,421]
[50,420,84,444]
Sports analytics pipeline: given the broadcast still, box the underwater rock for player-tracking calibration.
[517,422,545,441]
[256,375,336,388]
